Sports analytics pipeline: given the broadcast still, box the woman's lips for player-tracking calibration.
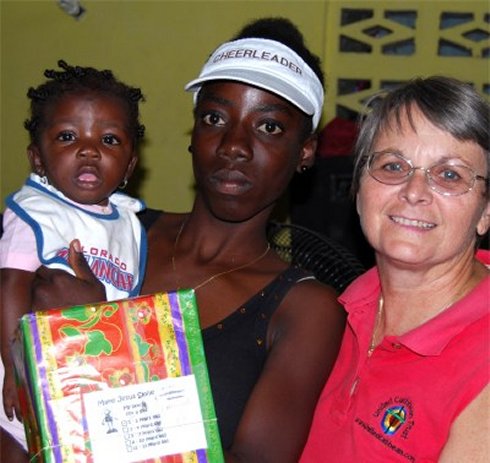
[390,215,436,229]
[209,169,252,195]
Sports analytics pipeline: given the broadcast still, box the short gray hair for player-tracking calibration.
[351,76,490,196]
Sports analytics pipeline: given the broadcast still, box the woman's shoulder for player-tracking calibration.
[138,209,189,234]
[273,269,344,329]
[287,271,340,304]
[137,208,163,231]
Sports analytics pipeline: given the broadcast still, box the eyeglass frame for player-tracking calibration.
[365,151,488,197]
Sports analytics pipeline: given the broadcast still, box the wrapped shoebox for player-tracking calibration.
[12,290,223,463]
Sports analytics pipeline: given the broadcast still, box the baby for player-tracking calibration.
[0,60,147,449]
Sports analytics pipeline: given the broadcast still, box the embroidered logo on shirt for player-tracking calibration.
[381,405,406,435]
[374,396,414,439]
[354,396,416,461]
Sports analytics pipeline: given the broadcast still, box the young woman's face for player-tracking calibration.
[357,106,490,269]
[191,81,316,222]
[28,92,137,206]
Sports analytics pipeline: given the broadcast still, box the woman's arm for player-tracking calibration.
[226,280,345,463]
[439,385,489,463]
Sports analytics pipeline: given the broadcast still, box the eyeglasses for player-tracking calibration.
[366,151,488,196]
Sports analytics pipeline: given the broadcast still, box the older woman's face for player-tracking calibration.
[357,106,489,269]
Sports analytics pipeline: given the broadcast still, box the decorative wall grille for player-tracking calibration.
[322,1,489,123]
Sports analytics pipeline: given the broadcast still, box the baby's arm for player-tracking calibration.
[1,268,35,420]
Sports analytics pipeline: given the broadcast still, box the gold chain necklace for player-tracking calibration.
[368,296,384,356]
[368,287,469,356]
[171,218,271,291]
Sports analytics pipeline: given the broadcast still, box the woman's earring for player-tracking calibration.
[187,145,193,153]
[300,165,309,173]
[118,179,128,190]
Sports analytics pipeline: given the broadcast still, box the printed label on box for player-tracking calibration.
[83,375,208,462]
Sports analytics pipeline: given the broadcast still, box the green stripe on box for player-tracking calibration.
[178,289,224,463]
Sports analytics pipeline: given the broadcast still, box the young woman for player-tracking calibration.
[7,18,345,463]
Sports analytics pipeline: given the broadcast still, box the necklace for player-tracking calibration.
[171,218,271,291]
[368,296,384,356]
[367,287,469,356]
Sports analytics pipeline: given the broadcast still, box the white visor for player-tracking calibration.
[185,38,324,130]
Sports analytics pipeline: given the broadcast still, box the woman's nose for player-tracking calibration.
[398,168,433,204]
[217,124,252,161]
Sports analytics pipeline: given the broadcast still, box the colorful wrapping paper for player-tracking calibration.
[12,290,223,463]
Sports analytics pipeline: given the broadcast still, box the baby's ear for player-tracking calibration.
[124,154,138,180]
[27,144,45,175]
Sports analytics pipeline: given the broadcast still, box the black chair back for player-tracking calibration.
[267,221,366,293]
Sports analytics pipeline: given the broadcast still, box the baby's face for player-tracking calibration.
[28,91,137,206]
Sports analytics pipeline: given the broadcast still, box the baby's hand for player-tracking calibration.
[2,368,21,422]
[32,239,106,310]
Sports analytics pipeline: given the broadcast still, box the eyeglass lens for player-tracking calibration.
[368,152,478,195]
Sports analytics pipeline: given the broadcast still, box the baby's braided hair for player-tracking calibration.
[24,60,145,145]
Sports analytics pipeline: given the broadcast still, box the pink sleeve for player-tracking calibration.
[0,208,41,271]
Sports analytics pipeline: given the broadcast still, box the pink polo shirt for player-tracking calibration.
[300,253,489,463]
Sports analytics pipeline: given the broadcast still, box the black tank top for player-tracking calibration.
[137,213,313,449]
[202,265,313,449]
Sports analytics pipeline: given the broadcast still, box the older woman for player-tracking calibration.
[301,76,489,462]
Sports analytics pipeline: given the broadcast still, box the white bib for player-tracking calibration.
[7,174,147,300]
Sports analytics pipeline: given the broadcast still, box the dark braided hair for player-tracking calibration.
[233,17,325,86]
[233,17,324,136]
[24,60,145,146]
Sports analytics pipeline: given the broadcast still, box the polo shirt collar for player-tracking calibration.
[340,269,489,357]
